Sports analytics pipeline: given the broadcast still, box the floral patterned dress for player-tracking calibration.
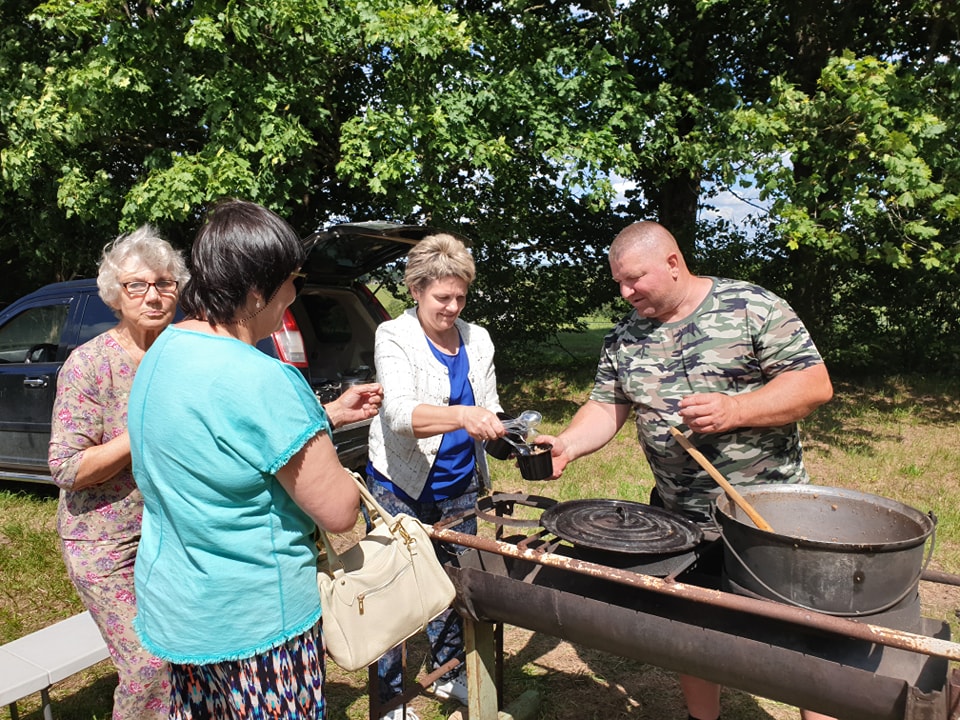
[49,331,170,719]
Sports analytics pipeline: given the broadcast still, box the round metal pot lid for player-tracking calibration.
[540,499,703,555]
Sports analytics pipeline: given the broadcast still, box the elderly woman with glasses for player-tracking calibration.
[49,225,189,719]
[127,199,372,720]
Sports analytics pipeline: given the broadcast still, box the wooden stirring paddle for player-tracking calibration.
[668,426,775,533]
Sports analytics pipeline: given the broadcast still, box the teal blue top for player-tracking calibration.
[129,326,330,664]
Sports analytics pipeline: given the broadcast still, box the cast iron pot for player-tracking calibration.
[715,484,935,616]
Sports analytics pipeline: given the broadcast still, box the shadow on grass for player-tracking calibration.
[497,363,598,427]
[502,630,779,719]
[803,376,960,460]
[16,672,116,720]
[0,480,59,499]
[324,676,370,720]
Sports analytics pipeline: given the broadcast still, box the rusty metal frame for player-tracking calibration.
[430,524,960,663]
[420,492,960,718]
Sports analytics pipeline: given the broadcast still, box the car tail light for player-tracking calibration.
[270,309,308,367]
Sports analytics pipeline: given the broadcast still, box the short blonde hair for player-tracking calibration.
[403,233,475,293]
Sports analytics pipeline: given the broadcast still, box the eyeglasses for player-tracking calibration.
[121,280,179,296]
[290,270,307,294]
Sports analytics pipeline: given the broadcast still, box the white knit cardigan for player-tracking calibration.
[367,308,503,500]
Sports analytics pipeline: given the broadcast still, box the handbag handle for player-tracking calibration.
[350,472,398,528]
[318,472,409,573]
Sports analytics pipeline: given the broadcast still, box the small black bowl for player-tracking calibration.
[517,443,554,480]
[485,431,525,461]
[485,412,519,460]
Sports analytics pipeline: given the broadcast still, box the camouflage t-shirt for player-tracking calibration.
[590,277,824,524]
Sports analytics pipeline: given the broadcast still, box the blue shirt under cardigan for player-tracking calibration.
[421,335,476,499]
[367,309,502,501]
[371,334,476,502]
[129,326,330,664]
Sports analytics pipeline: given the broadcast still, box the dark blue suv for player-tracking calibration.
[0,221,459,484]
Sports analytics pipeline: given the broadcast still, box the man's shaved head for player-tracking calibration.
[609,221,680,265]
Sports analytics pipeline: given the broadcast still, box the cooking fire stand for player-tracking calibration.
[425,492,960,720]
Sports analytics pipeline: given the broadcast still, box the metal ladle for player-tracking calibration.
[503,410,543,439]
[518,409,542,427]
[497,433,533,456]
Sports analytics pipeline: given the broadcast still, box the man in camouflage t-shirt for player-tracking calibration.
[539,220,835,720]
[591,274,825,523]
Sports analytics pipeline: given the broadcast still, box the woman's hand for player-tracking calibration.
[324,383,383,428]
[459,406,506,442]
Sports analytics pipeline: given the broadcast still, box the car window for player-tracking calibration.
[76,296,118,346]
[299,295,352,344]
[0,304,69,363]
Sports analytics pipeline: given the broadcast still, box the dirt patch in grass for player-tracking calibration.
[497,626,796,720]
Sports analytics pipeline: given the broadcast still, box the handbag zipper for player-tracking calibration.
[355,561,416,615]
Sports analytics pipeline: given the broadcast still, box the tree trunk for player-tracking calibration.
[655,172,701,262]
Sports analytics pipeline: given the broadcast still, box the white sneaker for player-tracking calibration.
[430,670,469,705]
[381,707,420,720]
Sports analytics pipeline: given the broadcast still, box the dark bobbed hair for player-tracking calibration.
[180,199,305,324]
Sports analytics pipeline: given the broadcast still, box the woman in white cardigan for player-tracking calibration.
[366,234,506,720]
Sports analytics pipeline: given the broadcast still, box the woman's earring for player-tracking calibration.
[256,300,261,310]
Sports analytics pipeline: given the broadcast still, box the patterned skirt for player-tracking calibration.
[168,621,325,719]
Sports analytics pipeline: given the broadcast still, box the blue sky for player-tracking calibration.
[611,176,762,227]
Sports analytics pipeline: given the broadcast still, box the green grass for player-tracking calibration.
[0,486,82,639]
[2,323,960,719]
[371,283,409,319]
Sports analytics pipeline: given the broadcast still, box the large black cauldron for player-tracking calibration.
[716,484,935,616]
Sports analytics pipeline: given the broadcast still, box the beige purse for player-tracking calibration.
[317,473,457,671]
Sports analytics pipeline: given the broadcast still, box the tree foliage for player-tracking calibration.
[1,0,958,372]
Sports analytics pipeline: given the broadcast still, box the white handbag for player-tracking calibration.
[317,474,457,671]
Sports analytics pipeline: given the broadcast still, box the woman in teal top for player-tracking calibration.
[129,199,368,719]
